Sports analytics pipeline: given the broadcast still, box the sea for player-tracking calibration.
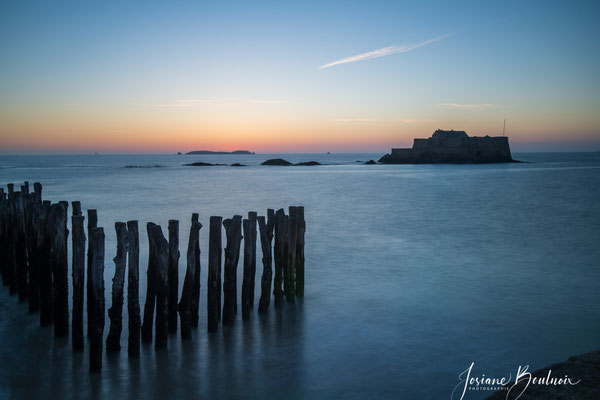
[0,152,599,400]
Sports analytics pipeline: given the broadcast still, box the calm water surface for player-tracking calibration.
[0,152,599,399]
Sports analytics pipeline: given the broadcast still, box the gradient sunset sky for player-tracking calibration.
[1,1,599,153]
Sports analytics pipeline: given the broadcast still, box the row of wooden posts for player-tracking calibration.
[0,182,306,372]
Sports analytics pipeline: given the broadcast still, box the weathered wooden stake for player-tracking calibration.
[50,202,69,337]
[167,220,179,334]
[151,224,169,349]
[295,206,305,297]
[179,214,201,338]
[241,213,256,319]
[89,227,105,372]
[0,193,9,287]
[106,222,128,352]
[39,202,52,326]
[27,183,42,311]
[273,208,286,307]
[141,223,157,343]
[86,209,98,337]
[257,209,275,314]
[127,221,141,357]
[71,202,85,351]
[14,191,28,302]
[207,216,222,332]
[243,212,257,317]
[190,213,201,328]
[24,190,36,312]
[223,215,242,325]
[285,207,297,303]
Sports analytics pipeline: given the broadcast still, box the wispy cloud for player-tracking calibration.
[439,103,495,109]
[318,32,453,70]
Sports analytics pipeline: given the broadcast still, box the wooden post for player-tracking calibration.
[71,202,85,351]
[86,209,98,337]
[257,209,275,314]
[295,206,305,297]
[27,183,43,310]
[178,215,201,339]
[24,190,35,312]
[141,223,157,343]
[0,194,8,287]
[207,216,222,332]
[150,224,169,349]
[48,202,69,337]
[14,191,28,302]
[242,212,257,319]
[273,208,286,307]
[167,220,179,334]
[106,222,128,352]
[89,227,105,372]
[285,207,297,303]
[223,215,242,325]
[241,213,255,319]
[39,201,52,326]
[127,220,141,357]
[190,213,201,327]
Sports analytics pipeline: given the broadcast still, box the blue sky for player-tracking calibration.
[1,0,599,152]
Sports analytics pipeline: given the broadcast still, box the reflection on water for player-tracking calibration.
[0,152,599,399]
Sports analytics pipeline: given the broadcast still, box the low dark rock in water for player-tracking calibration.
[486,349,600,400]
[365,160,377,165]
[295,161,321,166]
[184,162,214,166]
[261,158,293,166]
[177,152,182,155]
[125,165,163,168]
[230,163,246,167]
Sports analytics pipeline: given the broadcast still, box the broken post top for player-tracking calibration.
[88,209,98,227]
[72,201,82,216]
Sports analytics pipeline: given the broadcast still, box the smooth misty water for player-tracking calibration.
[0,153,599,400]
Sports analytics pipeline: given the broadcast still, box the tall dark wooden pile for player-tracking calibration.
[89,227,105,372]
[106,222,128,352]
[71,201,85,350]
[127,220,141,357]
[223,215,242,325]
[207,216,222,332]
[257,209,275,313]
[168,220,179,334]
[179,214,201,338]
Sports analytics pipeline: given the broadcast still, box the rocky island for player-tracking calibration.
[379,129,515,164]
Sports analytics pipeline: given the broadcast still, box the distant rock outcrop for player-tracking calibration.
[261,158,293,166]
[295,161,321,166]
[183,162,226,166]
[364,160,377,165]
[230,163,246,167]
[186,150,253,155]
[379,129,516,164]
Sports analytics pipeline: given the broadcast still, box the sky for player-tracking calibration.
[1,0,599,153]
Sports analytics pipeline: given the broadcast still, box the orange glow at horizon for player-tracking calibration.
[1,102,599,153]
